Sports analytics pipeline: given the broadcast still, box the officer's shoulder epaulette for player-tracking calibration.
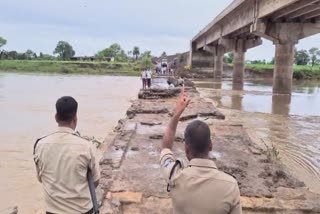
[72,132,91,142]
[72,132,89,141]
[33,132,59,155]
[223,171,237,180]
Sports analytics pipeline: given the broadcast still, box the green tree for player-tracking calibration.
[118,49,128,62]
[229,53,234,63]
[295,49,310,65]
[96,43,128,62]
[7,51,18,60]
[17,53,27,60]
[309,48,320,67]
[42,54,55,60]
[140,50,151,58]
[161,52,167,57]
[224,52,234,63]
[95,52,104,61]
[53,41,75,61]
[270,57,275,65]
[101,43,121,57]
[25,49,35,60]
[250,60,266,64]
[0,51,7,59]
[133,46,140,60]
[0,37,7,60]
[140,55,153,69]
[0,37,6,49]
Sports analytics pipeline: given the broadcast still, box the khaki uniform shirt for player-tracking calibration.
[34,127,101,214]
[160,148,242,214]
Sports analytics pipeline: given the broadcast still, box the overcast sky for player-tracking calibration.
[1,0,319,60]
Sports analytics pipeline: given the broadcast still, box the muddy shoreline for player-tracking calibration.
[95,77,320,214]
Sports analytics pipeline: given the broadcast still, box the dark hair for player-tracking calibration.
[56,96,78,123]
[184,120,211,155]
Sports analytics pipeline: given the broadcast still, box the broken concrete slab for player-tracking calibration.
[98,82,320,213]
[107,192,143,204]
[138,88,181,99]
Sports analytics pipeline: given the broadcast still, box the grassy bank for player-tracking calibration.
[0,60,141,76]
[245,64,320,80]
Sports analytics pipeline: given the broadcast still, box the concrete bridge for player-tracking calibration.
[190,0,320,94]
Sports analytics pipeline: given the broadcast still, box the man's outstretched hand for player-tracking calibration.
[175,85,191,116]
[161,85,191,150]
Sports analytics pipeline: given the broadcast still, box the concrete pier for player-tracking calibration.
[233,39,246,85]
[273,42,295,94]
[214,46,224,79]
[233,51,246,84]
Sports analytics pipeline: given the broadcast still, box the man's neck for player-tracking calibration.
[58,124,75,130]
[189,154,210,160]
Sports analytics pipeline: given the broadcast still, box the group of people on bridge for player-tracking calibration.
[155,65,174,75]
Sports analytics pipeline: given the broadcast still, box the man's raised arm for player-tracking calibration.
[161,85,190,150]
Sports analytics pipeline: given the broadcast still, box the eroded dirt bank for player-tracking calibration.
[97,82,320,214]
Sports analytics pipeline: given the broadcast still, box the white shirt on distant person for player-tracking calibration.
[146,70,152,79]
[141,70,147,79]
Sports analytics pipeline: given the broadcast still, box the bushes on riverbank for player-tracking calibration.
[246,64,320,80]
[0,60,140,76]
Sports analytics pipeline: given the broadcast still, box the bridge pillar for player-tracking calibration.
[273,42,295,94]
[214,46,225,79]
[233,52,245,83]
[233,39,246,85]
[251,22,306,94]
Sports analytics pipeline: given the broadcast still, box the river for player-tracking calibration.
[0,73,141,213]
[195,79,320,194]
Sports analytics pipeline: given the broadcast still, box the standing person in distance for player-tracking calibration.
[146,68,152,89]
[141,69,147,89]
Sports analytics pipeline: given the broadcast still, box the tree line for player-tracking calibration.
[0,36,154,66]
[294,48,320,67]
[224,47,320,67]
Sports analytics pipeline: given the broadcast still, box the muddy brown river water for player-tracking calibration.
[0,73,141,213]
[195,79,320,195]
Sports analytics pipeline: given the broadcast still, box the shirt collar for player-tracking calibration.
[188,158,217,169]
[57,126,76,134]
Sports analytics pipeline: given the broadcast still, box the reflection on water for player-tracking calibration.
[232,83,244,91]
[196,79,320,116]
[231,95,243,111]
[272,95,291,115]
[213,82,222,90]
[195,79,320,194]
[0,73,140,213]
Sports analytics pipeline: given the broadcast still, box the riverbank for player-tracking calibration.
[180,64,320,81]
[245,64,320,80]
[96,79,320,213]
[0,60,140,76]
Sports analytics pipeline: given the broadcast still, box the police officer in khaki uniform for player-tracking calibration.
[34,96,100,214]
[159,86,242,214]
